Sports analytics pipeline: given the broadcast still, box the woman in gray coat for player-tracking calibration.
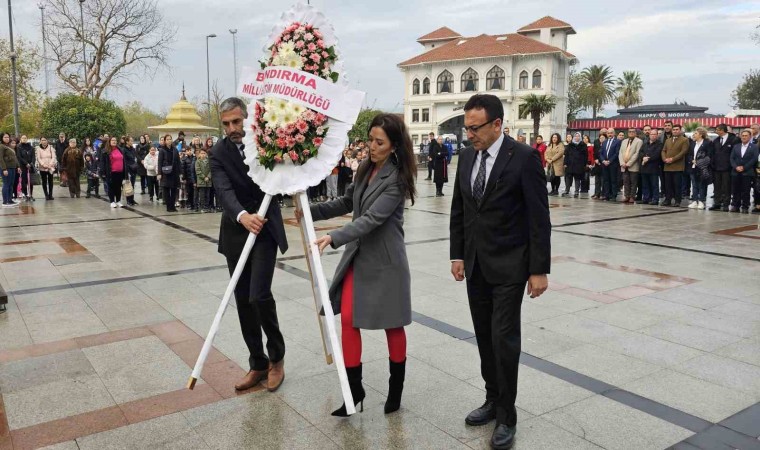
[298,114,417,417]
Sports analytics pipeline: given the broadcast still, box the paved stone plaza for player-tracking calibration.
[0,164,759,450]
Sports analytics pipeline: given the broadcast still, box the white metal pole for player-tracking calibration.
[188,194,272,389]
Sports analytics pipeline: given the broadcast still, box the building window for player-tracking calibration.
[519,71,528,90]
[486,66,504,90]
[412,109,420,123]
[461,68,478,92]
[412,79,420,95]
[422,108,429,122]
[423,77,430,94]
[412,135,419,145]
[532,70,542,89]
[437,70,453,93]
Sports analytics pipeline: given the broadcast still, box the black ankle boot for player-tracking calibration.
[332,364,365,417]
[384,358,406,414]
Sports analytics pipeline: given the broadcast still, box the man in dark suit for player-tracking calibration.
[729,129,759,214]
[709,124,738,211]
[450,94,551,450]
[209,97,289,392]
[600,127,621,201]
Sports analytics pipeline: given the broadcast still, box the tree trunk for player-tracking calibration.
[533,112,540,146]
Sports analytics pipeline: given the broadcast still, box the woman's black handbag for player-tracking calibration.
[161,165,173,175]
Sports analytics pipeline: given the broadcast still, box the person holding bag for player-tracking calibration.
[100,137,125,208]
[35,137,57,200]
[544,133,565,196]
[17,135,36,202]
[158,134,180,212]
[296,114,417,417]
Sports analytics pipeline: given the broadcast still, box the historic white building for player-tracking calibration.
[398,16,577,147]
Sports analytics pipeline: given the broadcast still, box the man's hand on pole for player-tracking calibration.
[240,212,267,235]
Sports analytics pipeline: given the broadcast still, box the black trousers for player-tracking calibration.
[197,187,210,209]
[731,176,753,209]
[109,172,124,203]
[146,176,157,199]
[467,260,524,427]
[21,169,33,197]
[663,171,682,203]
[601,165,619,199]
[41,171,54,198]
[184,181,195,208]
[713,171,731,207]
[563,174,583,193]
[86,177,100,195]
[226,232,285,371]
[163,187,177,211]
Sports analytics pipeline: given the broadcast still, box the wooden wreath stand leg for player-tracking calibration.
[295,190,355,414]
[187,194,273,389]
[188,191,355,415]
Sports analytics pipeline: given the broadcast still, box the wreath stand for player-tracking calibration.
[187,191,356,415]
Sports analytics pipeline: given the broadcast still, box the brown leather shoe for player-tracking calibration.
[235,369,268,391]
[267,360,285,392]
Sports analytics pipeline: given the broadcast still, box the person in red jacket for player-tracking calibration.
[532,135,547,167]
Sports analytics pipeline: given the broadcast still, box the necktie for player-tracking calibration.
[473,152,490,204]
[237,144,246,158]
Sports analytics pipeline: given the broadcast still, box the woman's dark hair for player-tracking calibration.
[103,139,116,155]
[550,133,562,145]
[355,113,417,205]
[204,137,214,149]
[81,137,92,151]
[139,135,146,144]
[0,132,10,144]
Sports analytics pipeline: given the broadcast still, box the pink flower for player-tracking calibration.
[302,149,310,156]
[295,134,306,143]
[314,113,327,125]
[295,41,305,49]
[285,123,296,134]
[308,43,317,52]
[322,51,329,58]
[317,39,325,47]
[304,32,314,41]
[304,110,316,121]
[295,120,308,133]
[286,136,296,148]
[309,53,321,63]
[276,138,287,149]
[263,136,273,144]
[313,137,324,147]
[288,150,298,161]
[274,154,283,163]
[300,50,308,57]
[314,30,323,39]
[259,149,266,157]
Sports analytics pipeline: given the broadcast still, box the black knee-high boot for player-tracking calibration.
[332,364,365,417]
[384,358,406,414]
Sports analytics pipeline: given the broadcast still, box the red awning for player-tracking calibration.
[568,117,760,130]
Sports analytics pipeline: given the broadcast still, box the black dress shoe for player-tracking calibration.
[465,401,496,426]
[721,206,729,212]
[708,204,722,211]
[491,424,516,449]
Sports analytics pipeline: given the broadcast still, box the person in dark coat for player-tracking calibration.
[120,137,139,206]
[136,135,150,195]
[729,129,759,213]
[16,135,36,201]
[562,132,587,197]
[157,134,181,212]
[709,124,738,211]
[299,113,417,417]
[640,132,663,205]
[54,132,68,186]
[210,97,288,393]
[430,135,448,196]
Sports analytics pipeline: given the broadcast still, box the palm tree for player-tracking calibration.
[580,65,615,118]
[615,71,644,108]
[519,94,557,145]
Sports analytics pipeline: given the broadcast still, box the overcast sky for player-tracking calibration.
[2,0,758,117]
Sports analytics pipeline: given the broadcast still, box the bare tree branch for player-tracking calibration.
[43,0,176,98]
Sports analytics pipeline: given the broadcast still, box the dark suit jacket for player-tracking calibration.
[639,140,663,174]
[600,138,621,167]
[209,137,287,259]
[450,137,551,285]
[730,143,759,177]
[711,133,738,172]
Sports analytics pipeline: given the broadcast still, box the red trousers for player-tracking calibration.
[341,266,406,367]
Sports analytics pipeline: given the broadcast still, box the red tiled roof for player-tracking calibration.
[399,33,575,67]
[417,27,462,42]
[517,16,575,33]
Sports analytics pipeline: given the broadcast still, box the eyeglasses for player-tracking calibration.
[464,119,496,134]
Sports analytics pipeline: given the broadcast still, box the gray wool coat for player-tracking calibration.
[310,161,412,330]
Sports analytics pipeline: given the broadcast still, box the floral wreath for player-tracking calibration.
[242,3,359,195]
[253,23,336,170]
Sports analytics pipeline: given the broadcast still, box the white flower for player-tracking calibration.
[316,126,325,136]
[279,42,296,55]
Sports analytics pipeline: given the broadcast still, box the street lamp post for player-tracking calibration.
[206,34,217,128]
[229,29,238,93]
[78,0,86,96]
[38,3,50,97]
[7,0,20,136]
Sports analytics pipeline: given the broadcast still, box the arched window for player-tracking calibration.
[437,70,453,93]
[422,77,430,94]
[486,66,504,90]
[519,70,528,89]
[532,69,542,89]
[461,68,479,92]
[412,79,420,95]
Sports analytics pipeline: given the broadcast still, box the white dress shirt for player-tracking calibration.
[236,142,248,223]
[471,133,504,192]
[740,143,749,158]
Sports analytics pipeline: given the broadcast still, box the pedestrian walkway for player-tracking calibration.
[0,169,759,450]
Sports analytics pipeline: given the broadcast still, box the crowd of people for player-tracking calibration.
[529,121,760,214]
